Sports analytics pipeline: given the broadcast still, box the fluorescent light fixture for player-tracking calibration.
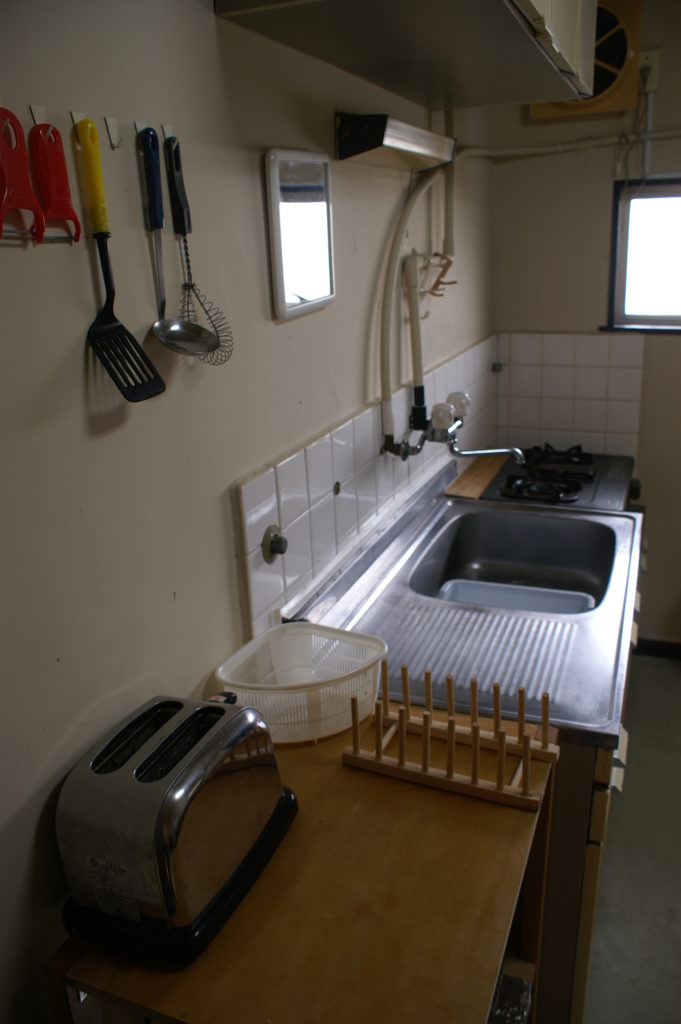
[335,113,455,170]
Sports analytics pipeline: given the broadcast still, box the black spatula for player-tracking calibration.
[78,118,165,403]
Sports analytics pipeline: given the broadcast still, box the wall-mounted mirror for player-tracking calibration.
[265,149,335,321]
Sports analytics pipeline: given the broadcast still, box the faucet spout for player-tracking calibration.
[450,445,525,465]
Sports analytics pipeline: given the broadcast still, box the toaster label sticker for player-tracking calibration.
[88,856,140,921]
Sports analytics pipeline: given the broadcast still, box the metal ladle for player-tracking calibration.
[139,128,218,356]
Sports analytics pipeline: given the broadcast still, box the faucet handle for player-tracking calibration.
[431,402,455,430]
[447,391,470,418]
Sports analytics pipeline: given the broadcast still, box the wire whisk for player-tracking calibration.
[164,134,235,367]
[180,238,233,366]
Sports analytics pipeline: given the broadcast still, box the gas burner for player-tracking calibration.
[529,466,595,484]
[524,444,594,468]
[500,475,582,504]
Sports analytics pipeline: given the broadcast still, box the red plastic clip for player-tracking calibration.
[28,123,81,242]
[0,108,45,242]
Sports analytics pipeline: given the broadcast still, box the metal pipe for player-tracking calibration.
[450,445,525,464]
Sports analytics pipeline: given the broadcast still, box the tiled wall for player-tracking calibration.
[495,332,644,457]
[236,335,498,636]
[237,330,644,636]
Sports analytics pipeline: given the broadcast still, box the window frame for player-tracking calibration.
[608,176,681,332]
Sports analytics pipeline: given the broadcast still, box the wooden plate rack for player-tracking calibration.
[343,660,559,812]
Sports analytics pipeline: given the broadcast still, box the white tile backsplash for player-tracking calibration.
[575,366,608,400]
[510,333,542,364]
[606,401,640,433]
[331,421,354,483]
[541,365,574,398]
[239,468,278,553]
[541,397,573,431]
[354,406,380,470]
[275,451,308,530]
[496,331,643,464]
[237,331,645,636]
[354,463,378,525]
[575,334,609,366]
[309,495,336,573]
[543,334,575,366]
[607,367,643,402]
[305,434,333,505]
[246,547,284,619]
[376,452,394,508]
[509,364,542,396]
[282,512,312,595]
[574,399,607,432]
[334,483,358,547]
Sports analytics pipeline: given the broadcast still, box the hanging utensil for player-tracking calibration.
[78,118,165,403]
[163,135,234,366]
[138,127,217,356]
[0,107,45,242]
[28,123,81,241]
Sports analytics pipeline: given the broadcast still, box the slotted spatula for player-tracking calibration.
[78,118,165,402]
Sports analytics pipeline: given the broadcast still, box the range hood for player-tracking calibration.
[335,114,454,170]
[215,0,588,109]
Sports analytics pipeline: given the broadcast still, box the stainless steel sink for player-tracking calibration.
[291,473,643,745]
[408,510,616,613]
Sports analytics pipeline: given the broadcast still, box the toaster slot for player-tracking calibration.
[135,707,225,783]
[91,700,183,775]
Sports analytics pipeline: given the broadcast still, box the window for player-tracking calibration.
[608,178,681,330]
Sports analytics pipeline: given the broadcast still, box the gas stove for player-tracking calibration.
[480,445,638,511]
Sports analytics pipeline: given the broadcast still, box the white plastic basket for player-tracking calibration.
[212,623,387,743]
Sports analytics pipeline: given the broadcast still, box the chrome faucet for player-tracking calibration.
[382,391,525,464]
[450,442,525,463]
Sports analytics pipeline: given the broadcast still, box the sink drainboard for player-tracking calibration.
[357,596,577,707]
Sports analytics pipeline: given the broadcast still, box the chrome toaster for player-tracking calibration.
[55,695,297,961]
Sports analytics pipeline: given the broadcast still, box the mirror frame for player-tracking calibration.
[265,149,335,321]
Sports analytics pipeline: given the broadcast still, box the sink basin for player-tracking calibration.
[291,477,643,744]
[408,510,615,613]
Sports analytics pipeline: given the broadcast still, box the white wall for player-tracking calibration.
[487,0,681,643]
[0,1,493,1017]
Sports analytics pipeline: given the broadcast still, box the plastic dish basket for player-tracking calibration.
[212,623,387,743]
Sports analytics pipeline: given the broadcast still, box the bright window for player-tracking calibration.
[609,178,681,330]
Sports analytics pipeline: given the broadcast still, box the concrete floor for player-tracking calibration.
[584,654,681,1023]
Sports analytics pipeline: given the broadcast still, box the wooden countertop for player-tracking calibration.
[444,455,508,499]
[48,714,551,1024]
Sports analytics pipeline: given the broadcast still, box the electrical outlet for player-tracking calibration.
[639,50,660,93]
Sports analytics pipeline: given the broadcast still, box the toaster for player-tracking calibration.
[55,695,298,962]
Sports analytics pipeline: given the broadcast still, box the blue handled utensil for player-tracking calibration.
[138,127,218,356]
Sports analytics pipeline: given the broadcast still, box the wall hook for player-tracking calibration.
[104,116,122,149]
[29,105,46,127]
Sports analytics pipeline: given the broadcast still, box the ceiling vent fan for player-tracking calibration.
[530,0,642,120]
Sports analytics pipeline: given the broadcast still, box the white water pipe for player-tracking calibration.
[443,109,455,259]
[404,250,424,391]
[455,126,681,163]
[380,165,444,437]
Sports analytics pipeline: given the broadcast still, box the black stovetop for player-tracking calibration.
[480,445,635,511]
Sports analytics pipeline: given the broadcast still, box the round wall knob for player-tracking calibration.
[262,524,288,563]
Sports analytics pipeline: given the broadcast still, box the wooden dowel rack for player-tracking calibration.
[343,660,560,813]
